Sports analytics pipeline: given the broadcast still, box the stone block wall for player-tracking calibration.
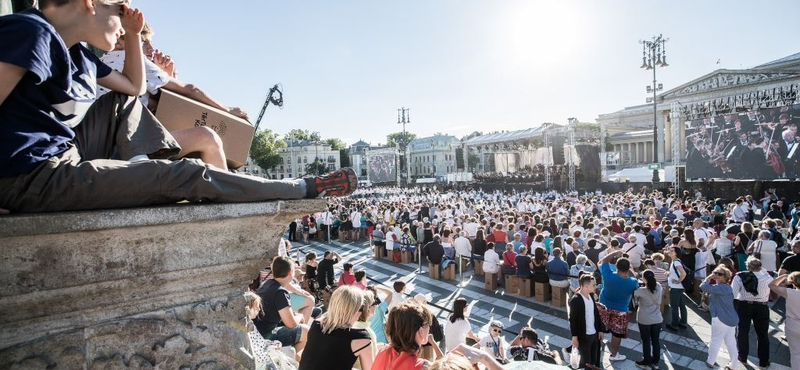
[0,200,324,369]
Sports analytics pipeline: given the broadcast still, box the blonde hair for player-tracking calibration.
[428,353,473,370]
[358,290,376,322]
[320,286,364,333]
[789,271,800,287]
[141,22,155,43]
[244,291,262,320]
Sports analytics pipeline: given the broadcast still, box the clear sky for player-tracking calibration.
[134,0,800,146]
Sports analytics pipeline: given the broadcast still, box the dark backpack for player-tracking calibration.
[430,316,444,342]
[672,260,694,294]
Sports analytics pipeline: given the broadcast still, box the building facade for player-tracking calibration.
[239,157,270,179]
[273,140,340,179]
[347,140,372,180]
[409,134,459,178]
[600,52,800,169]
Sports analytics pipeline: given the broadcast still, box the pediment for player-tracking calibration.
[661,70,798,99]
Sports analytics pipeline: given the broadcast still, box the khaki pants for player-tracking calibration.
[0,93,305,212]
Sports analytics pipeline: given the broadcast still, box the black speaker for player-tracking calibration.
[455,148,465,170]
[552,136,565,165]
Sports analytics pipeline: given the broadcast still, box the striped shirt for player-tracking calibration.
[730,270,773,302]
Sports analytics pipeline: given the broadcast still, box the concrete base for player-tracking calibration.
[0,200,324,369]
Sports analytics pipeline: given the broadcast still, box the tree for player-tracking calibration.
[249,129,286,170]
[305,158,327,176]
[386,132,417,148]
[285,129,321,142]
[325,138,347,151]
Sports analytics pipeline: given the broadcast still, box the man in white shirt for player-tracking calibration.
[730,257,774,368]
[454,231,472,259]
[693,218,710,249]
[632,225,647,247]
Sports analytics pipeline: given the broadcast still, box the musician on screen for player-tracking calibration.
[778,130,799,178]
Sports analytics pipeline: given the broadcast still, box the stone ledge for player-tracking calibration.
[0,199,325,369]
[0,199,323,238]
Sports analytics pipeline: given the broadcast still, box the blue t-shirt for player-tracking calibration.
[368,301,388,344]
[512,240,523,253]
[598,262,638,312]
[0,9,112,177]
[515,255,532,278]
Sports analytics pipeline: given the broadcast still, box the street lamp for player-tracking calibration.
[397,107,411,186]
[639,34,669,184]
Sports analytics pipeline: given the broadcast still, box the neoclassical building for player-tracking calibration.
[409,134,459,178]
[600,52,800,170]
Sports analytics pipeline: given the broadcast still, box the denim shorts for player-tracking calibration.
[266,325,303,347]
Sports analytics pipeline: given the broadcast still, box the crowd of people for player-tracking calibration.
[248,185,800,370]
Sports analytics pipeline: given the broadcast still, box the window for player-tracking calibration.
[328,164,335,171]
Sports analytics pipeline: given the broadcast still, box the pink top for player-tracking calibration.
[372,346,426,370]
[503,251,517,267]
[337,270,356,287]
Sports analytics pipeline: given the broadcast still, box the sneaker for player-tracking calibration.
[306,168,358,197]
[635,360,651,369]
[652,364,660,370]
[609,353,627,362]
[562,347,571,364]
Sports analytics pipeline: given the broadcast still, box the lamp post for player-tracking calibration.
[639,34,669,184]
[397,107,410,187]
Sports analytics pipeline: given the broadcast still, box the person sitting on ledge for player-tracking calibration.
[0,0,357,214]
[97,22,247,170]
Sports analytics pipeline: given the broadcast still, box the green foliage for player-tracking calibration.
[285,129,321,142]
[386,131,417,148]
[326,138,347,151]
[305,158,327,176]
[249,129,286,170]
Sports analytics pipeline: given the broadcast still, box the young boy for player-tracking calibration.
[477,320,509,364]
[0,1,356,213]
[387,280,409,310]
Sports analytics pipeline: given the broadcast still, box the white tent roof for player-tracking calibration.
[608,166,676,182]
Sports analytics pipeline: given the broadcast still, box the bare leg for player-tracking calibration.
[170,127,227,170]
[611,336,621,356]
[297,296,314,323]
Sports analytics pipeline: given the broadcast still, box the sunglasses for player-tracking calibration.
[491,328,502,333]
[713,272,724,276]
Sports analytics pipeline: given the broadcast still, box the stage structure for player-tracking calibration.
[684,102,800,181]
[366,148,400,186]
[670,101,682,194]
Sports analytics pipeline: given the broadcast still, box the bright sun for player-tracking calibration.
[496,2,584,71]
